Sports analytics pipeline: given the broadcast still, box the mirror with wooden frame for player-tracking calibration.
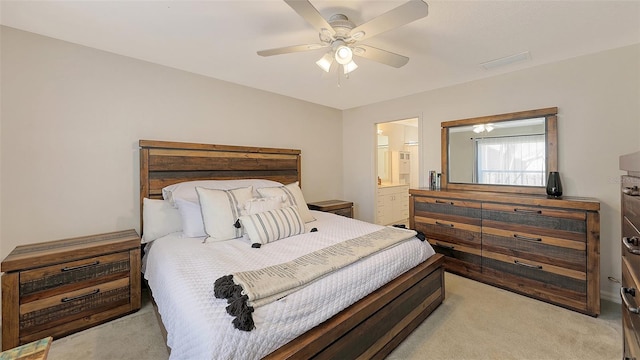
[441,107,558,194]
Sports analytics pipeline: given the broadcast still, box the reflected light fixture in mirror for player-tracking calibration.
[472,124,494,133]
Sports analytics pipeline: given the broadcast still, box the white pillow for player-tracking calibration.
[196,186,254,242]
[240,196,285,216]
[163,179,283,206]
[142,198,182,243]
[239,205,305,246]
[175,198,207,238]
[257,182,315,223]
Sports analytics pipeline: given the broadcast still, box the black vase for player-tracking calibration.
[546,171,563,198]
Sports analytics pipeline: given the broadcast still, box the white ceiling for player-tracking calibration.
[2,1,639,110]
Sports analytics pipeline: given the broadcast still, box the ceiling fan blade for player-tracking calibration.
[354,45,409,68]
[284,0,336,37]
[350,0,428,41]
[257,44,326,57]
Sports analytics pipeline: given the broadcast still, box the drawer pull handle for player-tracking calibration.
[435,221,454,228]
[61,289,100,303]
[514,234,542,242]
[620,287,639,314]
[622,237,640,255]
[513,208,542,214]
[514,260,542,269]
[61,261,100,272]
[435,200,454,205]
[434,242,455,250]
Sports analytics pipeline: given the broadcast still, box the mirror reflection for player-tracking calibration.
[448,118,547,186]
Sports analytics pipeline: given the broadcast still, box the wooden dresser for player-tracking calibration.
[1,230,141,350]
[410,188,600,316]
[620,151,640,360]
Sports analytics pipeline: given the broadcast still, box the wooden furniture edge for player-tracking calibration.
[2,272,19,350]
[139,139,301,155]
[409,188,600,211]
[307,200,354,212]
[441,107,558,128]
[1,230,140,273]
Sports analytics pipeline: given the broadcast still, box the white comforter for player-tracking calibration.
[143,211,435,360]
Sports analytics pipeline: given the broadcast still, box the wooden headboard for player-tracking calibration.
[139,140,301,227]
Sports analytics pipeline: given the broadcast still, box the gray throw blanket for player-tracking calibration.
[213,226,418,331]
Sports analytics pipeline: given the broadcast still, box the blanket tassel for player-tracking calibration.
[214,274,238,299]
[214,274,256,331]
[232,306,255,331]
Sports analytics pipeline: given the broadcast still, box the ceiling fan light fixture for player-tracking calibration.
[343,60,358,74]
[316,52,334,72]
[334,45,353,65]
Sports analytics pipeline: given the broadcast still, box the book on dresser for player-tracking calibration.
[1,229,141,350]
[620,151,640,360]
[409,188,600,316]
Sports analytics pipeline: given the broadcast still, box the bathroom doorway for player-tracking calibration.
[375,117,419,225]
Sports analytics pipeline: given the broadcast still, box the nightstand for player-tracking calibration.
[307,200,354,218]
[1,230,141,350]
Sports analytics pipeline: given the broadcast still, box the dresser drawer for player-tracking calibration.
[413,197,482,247]
[413,197,482,223]
[482,203,586,243]
[415,217,481,248]
[482,227,586,272]
[482,253,586,310]
[427,239,482,275]
[413,196,482,276]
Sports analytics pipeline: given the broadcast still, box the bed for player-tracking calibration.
[139,139,445,359]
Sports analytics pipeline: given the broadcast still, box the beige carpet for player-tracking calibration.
[45,273,621,360]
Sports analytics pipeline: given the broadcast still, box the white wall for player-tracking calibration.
[343,44,640,301]
[0,26,343,261]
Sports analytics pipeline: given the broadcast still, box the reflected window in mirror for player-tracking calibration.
[442,107,557,195]
[451,118,546,186]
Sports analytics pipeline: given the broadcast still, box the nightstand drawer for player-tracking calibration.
[20,252,131,297]
[20,277,130,334]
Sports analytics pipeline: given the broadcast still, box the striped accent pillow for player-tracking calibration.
[239,205,305,246]
[196,186,254,241]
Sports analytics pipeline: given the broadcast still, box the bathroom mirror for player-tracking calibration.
[442,107,558,194]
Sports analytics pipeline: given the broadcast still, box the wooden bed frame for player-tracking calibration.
[139,139,445,359]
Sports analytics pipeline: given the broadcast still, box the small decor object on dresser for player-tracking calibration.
[307,199,354,218]
[546,171,563,198]
[620,150,640,360]
[1,229,141,351]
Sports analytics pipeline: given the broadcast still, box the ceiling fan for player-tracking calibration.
[257,0,429,75]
